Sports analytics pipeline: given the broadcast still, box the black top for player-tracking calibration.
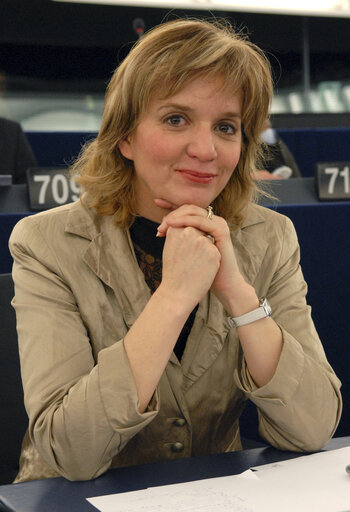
[130,216,198,362]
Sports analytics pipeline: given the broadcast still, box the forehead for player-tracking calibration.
[146,75,243,114]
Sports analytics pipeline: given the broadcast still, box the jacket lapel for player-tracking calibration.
[232,204,269,285]
[65,201,150,328]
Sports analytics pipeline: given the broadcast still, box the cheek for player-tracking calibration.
[144,136,174,165]
[223,145,241,172]
[233,153,241,169]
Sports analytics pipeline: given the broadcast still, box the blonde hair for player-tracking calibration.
[72,18,273,228]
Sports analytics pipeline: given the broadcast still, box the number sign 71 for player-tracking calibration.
[316,162,350,201]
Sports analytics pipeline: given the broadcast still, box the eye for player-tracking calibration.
[165,114,186,127]
[216,123,237,135]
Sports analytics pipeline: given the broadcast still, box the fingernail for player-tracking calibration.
[156,231,161,237]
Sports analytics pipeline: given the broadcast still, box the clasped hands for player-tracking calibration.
[155,199,258,316]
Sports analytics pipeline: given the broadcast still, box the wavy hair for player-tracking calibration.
[72,18,273,228]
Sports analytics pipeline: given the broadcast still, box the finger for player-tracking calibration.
[162,215,229,249]
[159,214,213,235]
[157,205,209,235]
[158,210,216,238]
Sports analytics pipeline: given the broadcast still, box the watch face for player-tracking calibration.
[262,298,272,317]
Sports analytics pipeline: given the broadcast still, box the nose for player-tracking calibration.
[186,125,217,161]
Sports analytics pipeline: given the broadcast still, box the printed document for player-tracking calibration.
[87,446,350,512]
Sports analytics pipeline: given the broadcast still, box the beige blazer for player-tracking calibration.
[9,200,342,482]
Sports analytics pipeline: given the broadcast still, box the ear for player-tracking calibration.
[118,137,134,161]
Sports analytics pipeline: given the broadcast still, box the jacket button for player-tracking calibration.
[173,418,186,427]
[171,442,184,453]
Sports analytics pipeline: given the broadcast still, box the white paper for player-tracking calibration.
[87,447,350,512]
[87,474,260,512]
[250,446,350,512]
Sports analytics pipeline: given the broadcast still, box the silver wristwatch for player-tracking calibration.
[227,298,272,328]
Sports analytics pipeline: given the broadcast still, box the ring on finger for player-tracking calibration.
[205,234,215,244]
[206,205,214,220]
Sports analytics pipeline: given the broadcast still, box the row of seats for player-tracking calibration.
[272,81,350,114]
[279,127,350,177]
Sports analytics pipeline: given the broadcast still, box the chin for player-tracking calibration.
[177,196,214,208]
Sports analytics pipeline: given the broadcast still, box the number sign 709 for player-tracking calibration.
[34,174,80,205]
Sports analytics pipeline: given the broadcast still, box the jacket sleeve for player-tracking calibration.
[9,217,159,481]
[234,215,342,452]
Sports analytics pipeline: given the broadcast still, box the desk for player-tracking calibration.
[0,437,348,512]
[0,186,29,213]
[259,177,319,205]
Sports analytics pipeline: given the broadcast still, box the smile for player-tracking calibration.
[176,169,217,184]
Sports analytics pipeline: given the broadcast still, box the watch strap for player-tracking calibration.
[227,298,272,328]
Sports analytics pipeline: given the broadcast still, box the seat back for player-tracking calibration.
[0,273,28,484]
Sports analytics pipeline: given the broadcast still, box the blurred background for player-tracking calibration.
[1,0,350,132]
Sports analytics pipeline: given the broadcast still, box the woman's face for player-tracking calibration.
[119,75,243,222]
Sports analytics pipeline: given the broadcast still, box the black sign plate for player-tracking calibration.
[316,162,350,201]
[27,167,81,211]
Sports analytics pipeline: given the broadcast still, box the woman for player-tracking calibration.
[10,18,341,483]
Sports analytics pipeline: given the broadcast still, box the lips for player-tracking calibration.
[176,169,216,184]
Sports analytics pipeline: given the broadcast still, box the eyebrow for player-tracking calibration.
[157,103,242,119]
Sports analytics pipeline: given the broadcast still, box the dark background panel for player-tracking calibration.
[1,1,349,94]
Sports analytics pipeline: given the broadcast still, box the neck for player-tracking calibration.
[135,203,169,224]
